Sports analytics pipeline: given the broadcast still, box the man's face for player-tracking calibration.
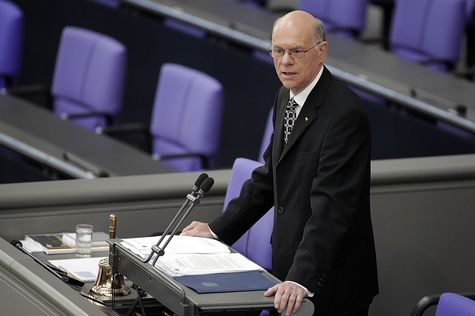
[271,19,327,95]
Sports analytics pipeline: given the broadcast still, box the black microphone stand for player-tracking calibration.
[143,174,214,266]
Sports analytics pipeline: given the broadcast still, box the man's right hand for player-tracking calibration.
[180,221,213,238]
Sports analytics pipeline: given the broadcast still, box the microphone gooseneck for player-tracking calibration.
[144,174,215,265]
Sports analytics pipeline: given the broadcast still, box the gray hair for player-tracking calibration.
[314,18,326,43]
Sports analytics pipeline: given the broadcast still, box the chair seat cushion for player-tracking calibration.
[55,98,106,130]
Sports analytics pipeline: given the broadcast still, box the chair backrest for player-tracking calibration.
[223,158,273,270]
[150,63,223,171]
[51,26,127,130]
[258,108,273,163]
[299,0,368,37]
[435,293,475,316]
[0,0,23,88]
[389,0,466,71]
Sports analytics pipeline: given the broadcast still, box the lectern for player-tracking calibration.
[109,240,315,315]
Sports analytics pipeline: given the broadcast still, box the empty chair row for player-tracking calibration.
[4,24,224,172]
[300,0,467,73]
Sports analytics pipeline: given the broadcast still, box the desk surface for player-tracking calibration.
[123,0,475,132]
[0,237,111,315]
[0,94,172,179]
[4,237,314,316]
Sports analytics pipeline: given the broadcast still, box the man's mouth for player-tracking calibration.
[281,71,297,77]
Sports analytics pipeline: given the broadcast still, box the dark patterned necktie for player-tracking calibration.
[283,97,298,145]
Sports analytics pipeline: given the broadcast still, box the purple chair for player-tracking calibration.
[299,0,368,37]
[258,108,273,163]
[389,0,466,71]
[52,26,127,130]
[150,63,223,171]
[223,158,273,271]
[436,293,475,316]
[412,292,475,316]
[0,0,23,89]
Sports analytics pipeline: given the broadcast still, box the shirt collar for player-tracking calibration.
[290,66,324,107]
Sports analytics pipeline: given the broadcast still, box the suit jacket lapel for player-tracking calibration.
[277,67,332,163]
[273,92,287,164]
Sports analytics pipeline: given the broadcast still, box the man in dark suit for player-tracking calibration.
[181,10,378,316]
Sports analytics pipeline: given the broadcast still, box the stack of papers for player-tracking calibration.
[155,252,262,277]
[49,257,106,282]
[120,235,262,277]
[121,235,231,258]
[22,232,109,254]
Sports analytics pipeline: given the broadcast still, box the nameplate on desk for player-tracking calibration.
[174,270,277,293]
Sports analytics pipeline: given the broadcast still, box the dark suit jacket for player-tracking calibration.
[210,67,378,315]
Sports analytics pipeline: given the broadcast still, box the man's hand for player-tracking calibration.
[264,281,307,315]
[180,221,213,238]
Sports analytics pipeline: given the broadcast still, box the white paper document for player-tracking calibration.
[120,235,231,259]
[120,235,262,277]
[49,257,106,282]
[154,252,262,277]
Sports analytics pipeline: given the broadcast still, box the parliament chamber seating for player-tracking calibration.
[259,108,274,162]
[389,0,466,72]
[52,26,127,130]
[222,157,273,271]
[299,0,368,38]
[100,63,224,172]
[412,292,475,316]
[0,0,23,89]
[148,63,224,171]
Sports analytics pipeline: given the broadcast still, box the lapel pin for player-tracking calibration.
[305,117,309,122]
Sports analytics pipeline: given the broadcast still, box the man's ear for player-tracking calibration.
[318,41,328,62]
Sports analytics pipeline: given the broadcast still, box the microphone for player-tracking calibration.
[192,173,209,196]
[10,240,83,286]
[144,174,215,265]
[196,177,214,196]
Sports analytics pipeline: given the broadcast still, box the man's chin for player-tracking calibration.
[280,80,296,90]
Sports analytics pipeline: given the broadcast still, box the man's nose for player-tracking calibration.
[281,51,294,64]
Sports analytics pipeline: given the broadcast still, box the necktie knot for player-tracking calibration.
[283,98,298,145]
[288,97,298,110]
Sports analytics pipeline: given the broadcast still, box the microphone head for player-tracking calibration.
[199,177,214,194]
[10,240,22,249]
[192,173,209,193]
[194,173,209,188]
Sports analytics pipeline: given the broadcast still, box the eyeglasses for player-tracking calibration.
[268,41,323,59]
